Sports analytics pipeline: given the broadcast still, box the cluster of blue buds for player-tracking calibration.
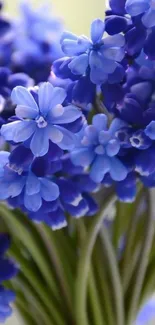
[1,0,155,321]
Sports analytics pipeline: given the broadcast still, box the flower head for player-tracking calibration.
[55,19,125,84]
[1,82,82,157]
[71,114,128,183]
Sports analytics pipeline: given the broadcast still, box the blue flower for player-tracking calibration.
[1,82,82,157]
[71,114,128,183]
[108,0,127,15]
[0,234,18,323]
[58,19,125,84]
[136,296,155,324]
[126,0,155,28]
[0,148,60,213]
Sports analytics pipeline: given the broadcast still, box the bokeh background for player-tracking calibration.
[4,0,105,35]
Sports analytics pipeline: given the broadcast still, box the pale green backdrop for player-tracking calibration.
[4,0,106,35]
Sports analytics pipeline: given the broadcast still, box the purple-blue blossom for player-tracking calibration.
[126,0,155,28]
[54,19,125,84]
[1,82,82,157]
[71,114,128,183]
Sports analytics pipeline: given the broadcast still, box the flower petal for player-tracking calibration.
[92,114,108,131]
[24,193,42,212]
[142,8,155,28]
[51,105,81,124]
[106,139,120,157]
[40,179,59,201]
[125,0,150,16]
[68,54,89,75]
[46,208,67,230]
[109,157,128,181]
[89,50,117,74]
[90,156,110,183]
[38,82,66,116]
[11,86,38,111]
[71,148,94,167]
[56,126,76,150]
[145,121,155,140]
[101,47,125,62]
[48,126,63,144]
[103,34,125,47]
[1,120,36,142]
[25,172,40,195]
[30,128,49,157]
[15,105,38,119]
[91,19,105,43]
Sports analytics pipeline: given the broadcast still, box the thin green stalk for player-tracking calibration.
[75,195,116,325]
[93,240,115,325]
[38,224,74,322]
[100,226,125,325]
[14,274,54,325]
[8,244,65,325]
[127,190,155,325]
[0,205,61,303]
[88,265,107,325]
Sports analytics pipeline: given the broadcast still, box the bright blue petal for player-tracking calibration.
[62,37,91,56]
[30,128,49,157]
[38,82,66,116]
[57,178,82,205]
[48,125,63,144]
[90,156,110,183]
[109,118,127,135]
[91,19,105,43]
[106,139,120,157]
[135,146,155,176]
[145,121,155,140]
[68,54,89,75]
[103,34,125,47]
[25,172,40,195]
[51,105,81,124]
[0,152,9,177]
[56,126,76,150]
[89,50,117,74]
[125,0,150,16]
[9,177,25,198]
[142,8,155,28]
[15,105,38,119]
[71,148,94,167]
[40,179,59,201]
[92,114,108,131]
[11,86,38,111]
[85,125,98,144]
[24,192,42,212]
[109,157,128,181]
[101,47,125,62]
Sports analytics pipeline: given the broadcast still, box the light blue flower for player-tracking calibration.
[71,114,128,183]
[61,19,125,84]
[1,82,82,157]
[126,0,155,28]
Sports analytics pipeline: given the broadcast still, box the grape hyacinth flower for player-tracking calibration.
[126,0,155,28]
[71,114,128,183]
[54,19,125,84]
[1,82,82,157]
[0,234,18,323]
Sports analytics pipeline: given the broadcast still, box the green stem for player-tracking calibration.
[93,239,115,325]
[100,227,125,325]
[127,190,155,325]
[38,224,74,322]
[8,244,65,325]
[75,195,116,325]
[0,205,61,303]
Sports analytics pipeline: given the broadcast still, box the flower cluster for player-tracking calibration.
[1,0,155,320]
[0,234,18,322]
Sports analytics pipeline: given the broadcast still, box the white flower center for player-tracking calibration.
[36,116,47,128]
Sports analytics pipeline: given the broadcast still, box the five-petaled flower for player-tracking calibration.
[60,19,125,84]
[1,82,82,157]
[71,114,128,183]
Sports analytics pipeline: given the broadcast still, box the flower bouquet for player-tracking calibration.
[1,0,155,324]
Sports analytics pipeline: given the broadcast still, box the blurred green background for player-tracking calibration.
[4,0,106,35]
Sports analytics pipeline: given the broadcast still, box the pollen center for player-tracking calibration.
[36,116,48,128]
